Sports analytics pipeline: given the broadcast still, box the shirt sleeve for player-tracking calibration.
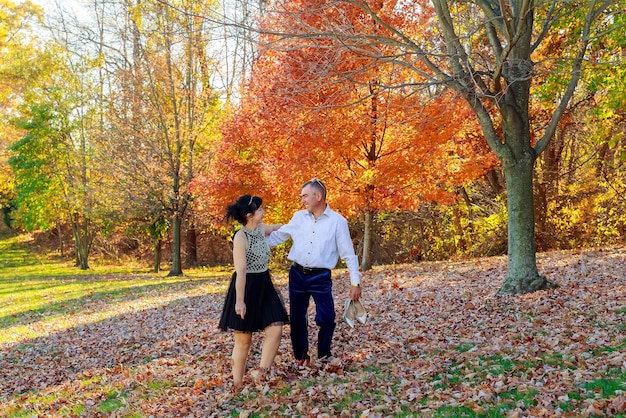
[266,215,295,247]
[336,216,361,285]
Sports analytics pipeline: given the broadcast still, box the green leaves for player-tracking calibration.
[9,104,64,231]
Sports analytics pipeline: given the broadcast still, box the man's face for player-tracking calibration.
[300,184,321,212]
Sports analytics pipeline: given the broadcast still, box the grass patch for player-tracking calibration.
[454,342,476,353]
[5,408,32,418]
[298,379,317,389]
[539,352,576,368]
[433,405,478,417]
[477,353,537,376]
[80,376,104,387]
[591,339,626,356]
[146,379,172,391]
[361,364,385,374]
[498,387,538,408]
[277,385,292,396]
[97,392,127,413]
[0,237,231,344]
[333,392,365,412]
[581,376,626,397]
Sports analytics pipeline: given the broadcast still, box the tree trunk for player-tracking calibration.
[56,221,64,257]
[534,181,548,250]
[185,217,198,267]
[71,213,90,270]
[360,209,373,270]
[485,169,504,195]
[168,213,183,276]
[153,238,162,273]
[496,157,556,295]
[452,206,466,251]
[416,212,427,258]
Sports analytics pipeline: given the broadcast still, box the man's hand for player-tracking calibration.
[349,285,361,301]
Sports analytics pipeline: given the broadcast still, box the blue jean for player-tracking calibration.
[289,266,335,360]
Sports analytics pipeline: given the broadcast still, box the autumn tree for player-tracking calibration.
[9,39,107,269]
[0,0,44,227]
[2,0,107,269]
[91,0,222,275]
[237,0,623,293]
[201,33,496,269]
[532,16,626,250]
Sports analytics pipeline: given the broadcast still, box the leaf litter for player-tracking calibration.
[0,246,624,417]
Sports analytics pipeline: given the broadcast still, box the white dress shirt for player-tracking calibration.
[267,205,361,285]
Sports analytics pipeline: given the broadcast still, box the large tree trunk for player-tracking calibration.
[360,209,374,270]
[168,213,183,276]
[496,156,556,295]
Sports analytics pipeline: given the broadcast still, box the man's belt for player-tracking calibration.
[293,263,330,275]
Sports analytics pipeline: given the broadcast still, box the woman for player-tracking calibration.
[218,194,289,390]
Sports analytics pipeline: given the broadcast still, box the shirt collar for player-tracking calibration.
[306,203,330,219]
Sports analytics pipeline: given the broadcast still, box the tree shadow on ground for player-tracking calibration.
[0,275,230,330]
[0,289,231,399]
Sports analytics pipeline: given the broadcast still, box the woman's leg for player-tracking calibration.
[260,324,283,369]
[232,332,252,388]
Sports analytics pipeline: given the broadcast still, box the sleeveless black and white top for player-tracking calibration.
[242,226,271,273]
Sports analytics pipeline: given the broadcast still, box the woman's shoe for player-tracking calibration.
[343,299,356,328]
[353,300,367,324]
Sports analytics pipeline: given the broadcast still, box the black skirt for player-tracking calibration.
[218,270,289,333]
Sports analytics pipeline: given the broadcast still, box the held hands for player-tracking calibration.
[235,301,246,319]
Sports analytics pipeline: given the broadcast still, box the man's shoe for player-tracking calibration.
[319,355,339,364]
[294,355,311,368]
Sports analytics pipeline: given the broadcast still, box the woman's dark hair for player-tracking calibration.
[225,194,262,224]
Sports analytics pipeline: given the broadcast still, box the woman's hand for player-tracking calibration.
[235,301,246,319]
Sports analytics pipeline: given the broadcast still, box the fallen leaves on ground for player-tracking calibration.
[1,246,625,417]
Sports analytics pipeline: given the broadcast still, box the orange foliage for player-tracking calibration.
[194,0,496,224]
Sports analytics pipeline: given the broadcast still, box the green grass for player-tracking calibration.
[454,342,476,352]
[5,409,33,418]
[97,392,127,413]
[582,376,626,397]
[0,273,227,344]
[146,379,172,391]
[591,339,626,355]
[0,234,231,345]
[433,405,478,417]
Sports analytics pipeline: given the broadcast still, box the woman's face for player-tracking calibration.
[250,205,264,223]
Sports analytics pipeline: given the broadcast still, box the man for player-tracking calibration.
[267,178,362,364]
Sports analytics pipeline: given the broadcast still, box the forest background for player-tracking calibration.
[1,0,625,278]
[1,0,626,416]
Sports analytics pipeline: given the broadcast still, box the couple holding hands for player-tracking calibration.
[218,178,365,390]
